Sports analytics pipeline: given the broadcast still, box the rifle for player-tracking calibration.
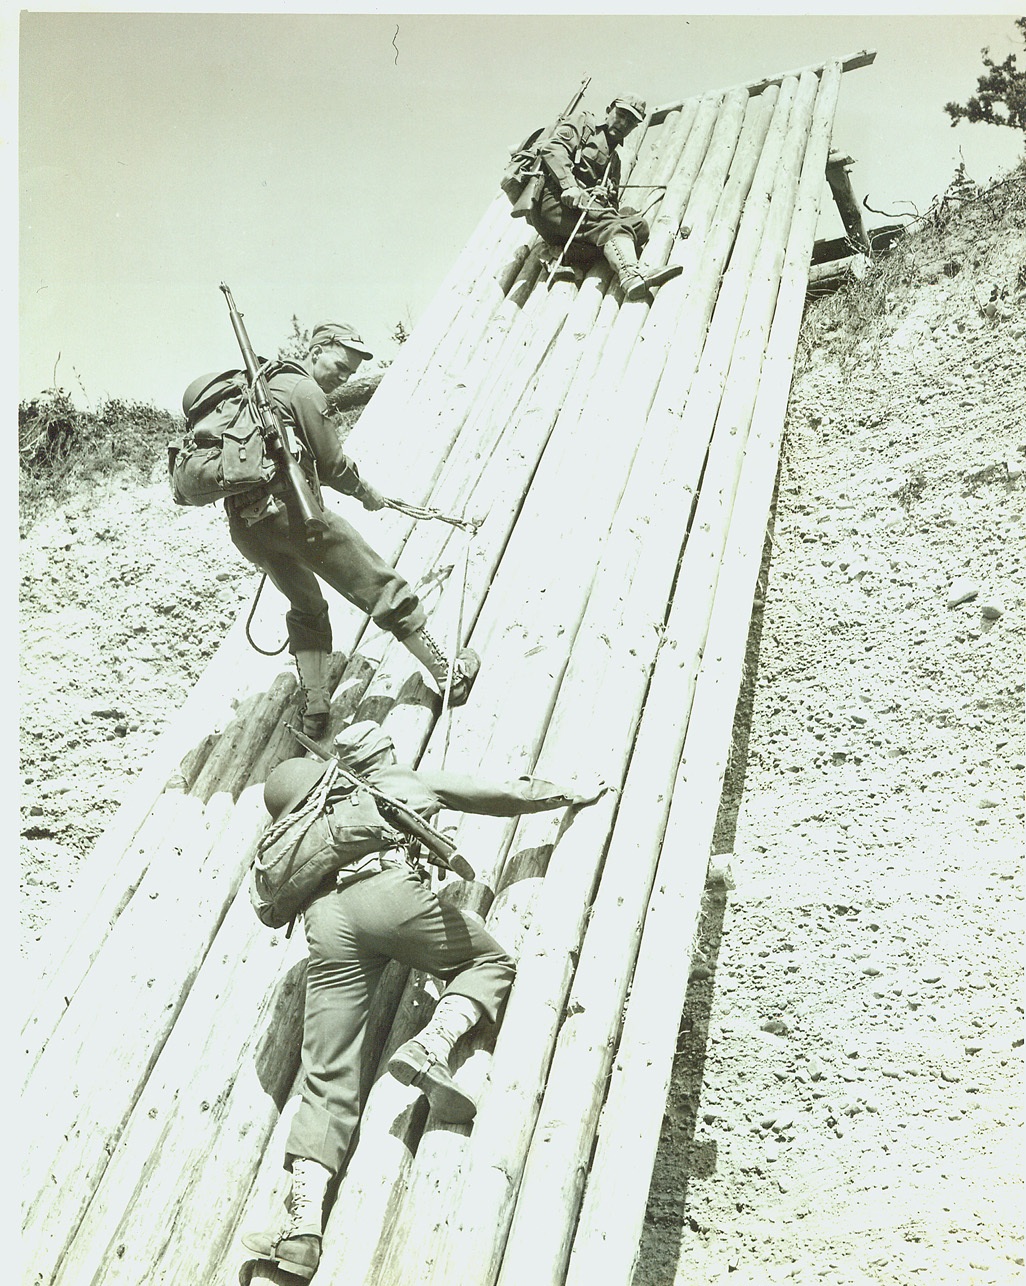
[219,282,327,541]
[286,722,477,881]
[510,75,591,220]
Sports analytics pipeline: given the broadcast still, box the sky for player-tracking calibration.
[10,6,1026,415]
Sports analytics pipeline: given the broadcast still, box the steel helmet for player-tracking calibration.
[182,373,221,419]
[263,757,333,821]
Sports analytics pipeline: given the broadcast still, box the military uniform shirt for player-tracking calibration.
[267,369,364,497]
[537,109,622,202]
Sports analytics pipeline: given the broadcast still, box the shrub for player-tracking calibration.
[19,388,180,520]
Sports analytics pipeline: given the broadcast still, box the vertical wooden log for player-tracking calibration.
[619,103,693,237]
[24,791,219,1281]
[826,151,870,252]
[54,852,308,1284]
[657,78,801,453]
[494,70,821,1286]
[563,63,843,1286]
[49,789,270,1285]
[645,86,778,430]
[635,97,708,270]
[21,617,283,1060]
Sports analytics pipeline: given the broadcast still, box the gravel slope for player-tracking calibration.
[637,174,1025,1285]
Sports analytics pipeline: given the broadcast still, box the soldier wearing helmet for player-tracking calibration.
[242,720,610,1279]
[182,322,479,746]
[529,93,683,301]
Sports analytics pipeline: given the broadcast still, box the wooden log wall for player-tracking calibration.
[23,51,873,1286]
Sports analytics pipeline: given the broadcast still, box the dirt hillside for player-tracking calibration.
[19,166,1025,1284]
[636,169,1026,1285]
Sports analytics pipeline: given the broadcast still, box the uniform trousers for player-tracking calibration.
[228,503,426,654]
[530,187,650,268]
[285,865,515,1173]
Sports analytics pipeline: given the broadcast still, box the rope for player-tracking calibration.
[439,521,475,770]
[245,573,289,656]
[547,159,612,285]
[255,760,339,862]
[378,493,480,765]
[241,501,482,656]
[380,495,482,534]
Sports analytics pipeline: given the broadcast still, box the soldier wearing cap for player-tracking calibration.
[241,720,609,1279]
[201,322,479,741]
[530,94,683,301]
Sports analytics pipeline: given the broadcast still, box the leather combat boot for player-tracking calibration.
[402,627,480,708]
[241,1157,332,1279]
[294,650,331,740]
[602,232,683,302]
[387,994,483,1122]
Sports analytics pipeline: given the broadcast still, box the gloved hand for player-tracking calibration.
[560,184,588,210]
[359,482,386,511]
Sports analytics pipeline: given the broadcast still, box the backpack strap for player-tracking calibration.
[267,358,310,379]
[572,123,591,169]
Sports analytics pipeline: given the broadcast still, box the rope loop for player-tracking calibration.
[381,495,483,535]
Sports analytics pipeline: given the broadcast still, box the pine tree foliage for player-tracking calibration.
[944,17,1026,132]
[277,315,312,361]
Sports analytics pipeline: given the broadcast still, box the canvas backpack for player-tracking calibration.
[168,360,306,507]
[250,769,403,930]
[499,126,547,205]
[499,116,595,207]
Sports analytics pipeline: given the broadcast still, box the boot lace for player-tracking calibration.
[282,1167,316,1238]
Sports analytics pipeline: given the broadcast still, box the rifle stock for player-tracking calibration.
[219,282,327,541]
[510,171,545,220]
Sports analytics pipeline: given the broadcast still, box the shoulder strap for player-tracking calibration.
[572,114,596,168]
[264,358,309,380]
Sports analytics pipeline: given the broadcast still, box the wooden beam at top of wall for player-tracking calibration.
[650,49,876,123]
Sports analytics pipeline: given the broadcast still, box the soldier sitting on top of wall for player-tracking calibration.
[528,94,683,302]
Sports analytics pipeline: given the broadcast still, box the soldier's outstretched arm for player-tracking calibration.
[416,768,610,817]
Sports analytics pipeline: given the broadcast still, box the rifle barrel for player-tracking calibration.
[219,282,327,540]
